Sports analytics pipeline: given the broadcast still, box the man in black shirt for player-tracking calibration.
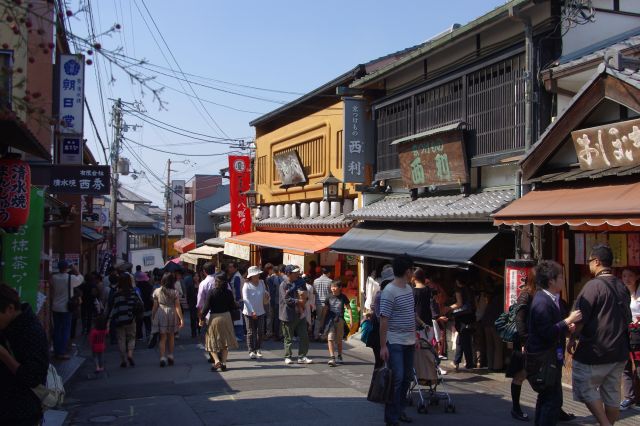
[570,244,631,426]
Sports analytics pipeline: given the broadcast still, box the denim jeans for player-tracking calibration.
[53,311,72,356]
[385,343,415,423]
[534,363,563,426]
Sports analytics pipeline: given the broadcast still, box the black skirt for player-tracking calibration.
[506,349,525,378]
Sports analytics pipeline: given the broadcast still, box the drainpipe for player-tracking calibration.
[509,8,534,152]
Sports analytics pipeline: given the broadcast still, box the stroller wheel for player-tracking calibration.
[418,403,428,414]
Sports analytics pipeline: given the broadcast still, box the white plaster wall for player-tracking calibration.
[562,10,640,57]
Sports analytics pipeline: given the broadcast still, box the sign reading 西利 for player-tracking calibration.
[228,156,252,235]
[343,98,372,183]
[397,130,468,189]
[171,180,185,230]
[273,151,306,187]
[57,54,85,134]
[45,165,110,194]
[572,118,640,171]
[1,187,44,309]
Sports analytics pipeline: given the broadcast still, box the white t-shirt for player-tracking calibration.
[364,276,380,310]
[380,282,416,345]
[630,286,640,321]
[242,280,266,316]
[51,272,84,313]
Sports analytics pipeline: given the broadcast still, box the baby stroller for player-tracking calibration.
[406,327,455,414]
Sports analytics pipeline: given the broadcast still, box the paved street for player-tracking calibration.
[60,328,640,426]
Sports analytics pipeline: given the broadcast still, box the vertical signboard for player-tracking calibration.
[228,156,251,236]
[1,187,44,309]
[57,54,85,134]
[171,180,185,229]
[343,98,371,183]
[504,259,535,312]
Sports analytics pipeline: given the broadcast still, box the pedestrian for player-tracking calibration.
[379,255,416,426]
[313,267,332,340]
[79,272,100,334]
[89,315,108,373]
[302,274,317,336]
[449,273,476,372]
[242,266,267,360]
[50,260,84,359]
[182,269,199,338]
[527,260,582,425]
[570,244,632,426]
[280,265,313,365]
[0,284,49,426]
[108,275,144,368]
[321,280,352,367]
[364,269,380,313]
[152,272,184,367]
[134,269,153,340]
[200,276,239,372]
[621,267,640,411]
[367,266,394,370]
[226,262,245,342]
[265,264,282,340]
[482,278,504,372]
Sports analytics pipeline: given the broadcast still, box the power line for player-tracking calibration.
[123,136,238,157]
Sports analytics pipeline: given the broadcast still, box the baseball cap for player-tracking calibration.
[284,265,301,274]
[57,260,70,271]
[380,266,394,283]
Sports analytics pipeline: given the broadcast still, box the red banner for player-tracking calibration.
[228,156,251,236]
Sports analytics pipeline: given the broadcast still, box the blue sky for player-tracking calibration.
[76,0,506,205]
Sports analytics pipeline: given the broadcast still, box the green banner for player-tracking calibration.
[2,187,44,309]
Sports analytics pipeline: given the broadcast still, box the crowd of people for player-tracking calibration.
[0,243,639,425]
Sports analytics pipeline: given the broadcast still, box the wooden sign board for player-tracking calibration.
[571,117,640,171]
[273,150,307,187]
[397,130,468,189]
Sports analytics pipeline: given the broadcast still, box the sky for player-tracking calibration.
[73,0,507,206]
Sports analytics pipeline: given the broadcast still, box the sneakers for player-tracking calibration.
[438,367,447,376]
[328,357,336,367]
[284,357,293,365]
[620,399,634,410]
[298,356,313,364]
[160,357,167,368]
[256,350,263,358]
[249,351,257,359]
[336,355,343,364]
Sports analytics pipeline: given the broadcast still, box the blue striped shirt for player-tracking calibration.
[380,282,416,345]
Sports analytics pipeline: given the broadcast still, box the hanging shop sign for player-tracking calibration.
[283,252,304,270]
[170,180,185,230]
[0,158,31,228]
[343,97,373,183]
[224,241,250,261]
[228,156,252,235]
[57,54,85,134]
[59,136,83,164]
[504,259,535,312]
[1,187,44,308]
[396,130,468,189]
[29,164,110,195]
[572,117,640,171]
[273,150,307,187]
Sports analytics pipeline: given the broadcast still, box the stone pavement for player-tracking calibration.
[60,329,640,426]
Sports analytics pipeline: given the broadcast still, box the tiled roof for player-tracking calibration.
[104,199,155,225]
[218,221,231,231]
[209,203,230,216]
[348,190,514,222]
[255,214,354,231]
[527,165,640,184]
[204,237,226,247]
[118,186,152,204]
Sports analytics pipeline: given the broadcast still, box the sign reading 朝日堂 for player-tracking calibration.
[57,54,85,134]
[228,156,251,236]
[571,117,640,171]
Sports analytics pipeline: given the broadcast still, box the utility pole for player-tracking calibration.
[164,158,171,260]
[109,98,123,260]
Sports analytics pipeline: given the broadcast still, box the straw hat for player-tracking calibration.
[247,266,262,278]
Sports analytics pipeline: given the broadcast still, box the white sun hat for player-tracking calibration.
[247,266,263,278]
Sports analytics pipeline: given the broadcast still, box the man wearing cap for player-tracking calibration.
[313,268,332,341]
[50,260,84,359]
[279,265,313,365]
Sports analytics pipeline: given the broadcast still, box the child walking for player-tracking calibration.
[321,281,352,367]
[89,315,108,373]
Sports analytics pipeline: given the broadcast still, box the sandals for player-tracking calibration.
[211,362,222,371]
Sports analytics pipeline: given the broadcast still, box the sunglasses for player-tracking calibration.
[587,257,598,263]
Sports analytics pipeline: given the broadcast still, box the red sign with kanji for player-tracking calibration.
[228,156,251,236]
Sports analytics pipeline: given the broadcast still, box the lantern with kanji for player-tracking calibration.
[0,157,31,228]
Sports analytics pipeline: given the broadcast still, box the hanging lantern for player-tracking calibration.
[0,157,31,228]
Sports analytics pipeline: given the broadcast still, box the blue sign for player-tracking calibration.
[63,138,80,154]
[64,59,81,76]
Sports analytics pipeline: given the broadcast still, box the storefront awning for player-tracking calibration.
[173,238,196,253]
[225,231,341,255]
[330,223,499,268]
[81,226,104,242]
[180,245,224,265]
[493,182,640,227]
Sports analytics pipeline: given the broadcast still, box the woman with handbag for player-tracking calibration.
[107,275,145,368]
[200,276,239,372]
[152,272,183,367]
[449,274,476,371]
[526,261,581,425]
[242,266,268,360]
[620,267,640,411]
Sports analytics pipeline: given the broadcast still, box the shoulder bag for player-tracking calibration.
[525,347,559,393]
[494,303,525,343]
[367,364,394,404]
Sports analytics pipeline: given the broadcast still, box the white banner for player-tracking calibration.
[171,180,185,229]
[283,252,304,270]
[57,54,85,134]
[224,241,250,260]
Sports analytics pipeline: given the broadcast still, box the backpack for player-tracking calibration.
[494,303,525,343]
[32,364,65,409]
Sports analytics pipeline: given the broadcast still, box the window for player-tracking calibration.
[272,136,325,183]
[257,155,267,185]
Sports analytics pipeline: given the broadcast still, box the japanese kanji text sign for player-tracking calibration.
[397,130,468,189]
[273,151,306,187]
[228,156,252,236]
[171,180,185,230]
[0,158,31,227]
[1,187,44,309]
[48,165,110,194]
[572,118,640,171]
[59,137,83,164]
[343,98,371,183]
[57,54,85,134]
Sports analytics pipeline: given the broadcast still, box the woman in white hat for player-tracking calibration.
[243,266,268,359]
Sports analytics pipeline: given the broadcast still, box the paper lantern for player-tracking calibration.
[0,158,31,227]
